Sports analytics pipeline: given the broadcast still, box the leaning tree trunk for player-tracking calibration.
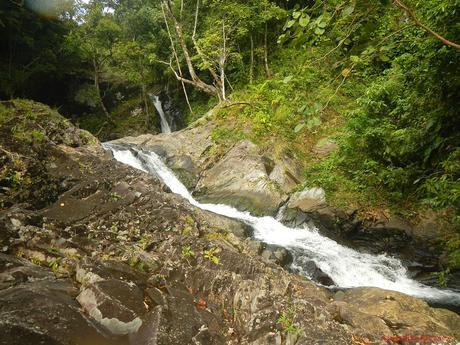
[92,56,112,123]
[162,0,222,100]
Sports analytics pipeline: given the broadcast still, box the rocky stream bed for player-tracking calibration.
[0,100,459,345]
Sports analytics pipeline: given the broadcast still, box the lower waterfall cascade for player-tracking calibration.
[103,143,460,307]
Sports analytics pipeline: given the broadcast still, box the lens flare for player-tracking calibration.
[25,0,70,18]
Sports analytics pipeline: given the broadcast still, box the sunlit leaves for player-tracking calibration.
[299,14,310,28]
[342,5,354,17]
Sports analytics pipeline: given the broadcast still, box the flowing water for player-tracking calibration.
[150,95,171,134]
[104,143,460,307]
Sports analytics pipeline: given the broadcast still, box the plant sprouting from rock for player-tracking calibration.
[182,245,196,258]
[277,308,303,336]
[203,248,220,265]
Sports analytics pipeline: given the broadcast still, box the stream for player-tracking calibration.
[104,143,460,308]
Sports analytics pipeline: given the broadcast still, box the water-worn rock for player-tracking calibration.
[112,124,302,216]
[195,140,288,215]
[333,287,460,340]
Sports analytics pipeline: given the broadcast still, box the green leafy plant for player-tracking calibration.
[29,256,42,266]
[47,247,60,254]
[182,245,196,258]
[49,258,61,273]
[277,308,303,335]
[203,248,220,265]
[109,192,122,201]
[128,257,145,272]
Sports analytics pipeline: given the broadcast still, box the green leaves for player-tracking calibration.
[307,116,322,129]
[294,101,323,133]
[294,123,305,133]
[203,249,220,265]
[285,19,296,29]
[314,27,325,36]
[342,5,354,17]
[283,75,294,83]
[299,14,310,28]
[292,11,301,19]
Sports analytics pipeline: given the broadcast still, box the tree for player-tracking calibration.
[66,1,121,122]
[159,0,284,102]
[0,0,74,101]
[393,0,460,50]
[161,0,222,100]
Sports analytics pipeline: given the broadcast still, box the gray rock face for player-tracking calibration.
[0,255,117,345]
[331,287,460,340]
[287,187,326,211]
[111,122,215,182]
[112,125,302,216]
[195,140,288,215]
[312,139,339,158]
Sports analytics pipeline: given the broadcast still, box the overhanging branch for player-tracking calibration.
[393,0,460,50]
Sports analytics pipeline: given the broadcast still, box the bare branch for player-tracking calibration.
[162,0,219,99]
[191,0,221,86]
[393,0,460,50]
[161,2,193,113]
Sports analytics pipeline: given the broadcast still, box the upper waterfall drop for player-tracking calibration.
[103,143,460,308]
[150,94,171,134]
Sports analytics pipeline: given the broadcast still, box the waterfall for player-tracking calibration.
[150,95,171,134]
[103,143,460,307]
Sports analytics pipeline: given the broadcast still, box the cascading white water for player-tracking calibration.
[150,95,171,134]
[104,143,460,306]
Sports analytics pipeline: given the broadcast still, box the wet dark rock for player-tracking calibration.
[261,245,293,267]
[282,202,441,273]
[0,255,116,345]
[292,256,335,287]
[149,145,167,157]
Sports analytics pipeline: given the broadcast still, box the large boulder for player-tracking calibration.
[110,122,215,189]
[194,140,288,216]
[332,287,460,341]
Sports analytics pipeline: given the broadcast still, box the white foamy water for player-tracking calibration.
[104,143,460,306]
[150,95,171,134]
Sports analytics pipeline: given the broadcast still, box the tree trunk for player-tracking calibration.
[219,21,226,101]
[163,1,198,82]
[162,1,220,99]
[92,55,112,123]
[264,22,272,78]
[141,83,151,129]
[249,35,254,84]
[160,2,193,114]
